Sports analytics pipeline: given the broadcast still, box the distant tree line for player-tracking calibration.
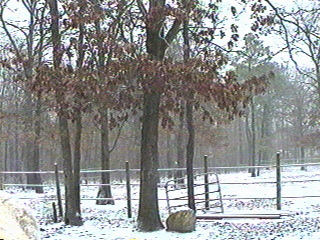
[0,0,319,232]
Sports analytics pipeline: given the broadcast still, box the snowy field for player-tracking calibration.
[3,166,320,239]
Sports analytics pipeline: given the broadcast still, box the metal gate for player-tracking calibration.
[164,172,224,214]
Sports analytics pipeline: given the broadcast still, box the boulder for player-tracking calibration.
[0,193,40,240]
[166,209,196,233]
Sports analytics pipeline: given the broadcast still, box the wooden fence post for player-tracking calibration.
[125,161,132,218]
[52,202,58,223]
[204,155,210,210]
[54,163,63,217]
[276,153,281,210]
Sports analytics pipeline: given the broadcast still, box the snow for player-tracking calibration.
[3,166,320,239]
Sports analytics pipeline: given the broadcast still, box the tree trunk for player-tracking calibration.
[33,93,43,193]
[166,131,174,179]
[250,98,256,177]
[96,109,114,205]
[182,4,195,210]
[0,83,5,189]
[58,106,82,226]
[48,0,82,226]
[133,112,141,169]
[260,103,272,165]
[245,110,252,170]
[137,91,164,231]
[137,0,165,232]
[24,93,38,191]
[238,118,245,165]
[92,9,115,203]
[137,0,182,231]
[73,12,85,210]
[174,105,185,186]
[73,108,82,211]
[186,100,195,210]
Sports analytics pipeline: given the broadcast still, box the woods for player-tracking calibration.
[0,0,320,233]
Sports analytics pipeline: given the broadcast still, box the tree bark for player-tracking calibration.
[186,100,195,210]
[48,0,82,226]
[182,2,195,210]
[93,9,115,204]
[175,105,185,185]
[137,0,182,231]
[250,98,256,177]
[33,93,43,193]
[73,108,82,212]
[166,131,174,179]
[137,91,163,231]
[57,103,82,226]
[96,109,114,205]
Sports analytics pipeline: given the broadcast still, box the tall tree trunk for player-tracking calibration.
[73,10,85,210]
[137,91,163,231]
[0,83,5,189]
[57,102,82,225]
[174,105,185,185]
[133,112,141,169]
[297,103,305,170]
[48,0,82,226]
[96,109,114,205]
[93,11,115,204]
[24,93,37,190]
[33,93,43,193]
[182,2,195,210]
[245,110,252,169]
[238,118,245,165]
[260,103,272,165]
[250,98,256,177]
[137,0,166,232]
[186,100,195,210]
[137,0,181,231]
[73,108,82,212]
[166,131,174,179]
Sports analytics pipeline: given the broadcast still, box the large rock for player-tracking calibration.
[0,193,40,240]
[166,209,196,233]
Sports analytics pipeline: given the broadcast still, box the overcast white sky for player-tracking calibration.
[0,0,316,68]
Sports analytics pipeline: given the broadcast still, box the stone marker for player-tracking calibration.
[0,193,40,240]
[166,209,196,233]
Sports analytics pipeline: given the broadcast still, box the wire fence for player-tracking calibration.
[1,156,320,219]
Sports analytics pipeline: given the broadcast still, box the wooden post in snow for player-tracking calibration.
[125,161,132,218]
[204,155,210,210]
[276,153,281,210]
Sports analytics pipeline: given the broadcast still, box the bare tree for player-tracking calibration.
[265,0,320,105]
[0,0,47,193]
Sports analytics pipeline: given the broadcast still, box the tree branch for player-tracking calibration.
[264,0,320,40]
[136,0,147,17]
[264,0,307,79]
[109,115,127,153]
[165,19,182,44]
[0,3,21,58]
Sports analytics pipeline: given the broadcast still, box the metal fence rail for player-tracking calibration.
[1,156,320,218]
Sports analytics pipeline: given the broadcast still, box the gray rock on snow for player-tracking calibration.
[166,209,196,233]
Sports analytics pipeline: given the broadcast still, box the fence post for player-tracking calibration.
[204,155,210,210]
[125,161,132,218]
[54,163,63,217]
[52,202,58,223]
[276,153,281,210]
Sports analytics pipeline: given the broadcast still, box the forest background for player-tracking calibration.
[0,0,319,231]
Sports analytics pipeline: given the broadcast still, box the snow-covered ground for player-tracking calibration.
[3,166,320,239]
